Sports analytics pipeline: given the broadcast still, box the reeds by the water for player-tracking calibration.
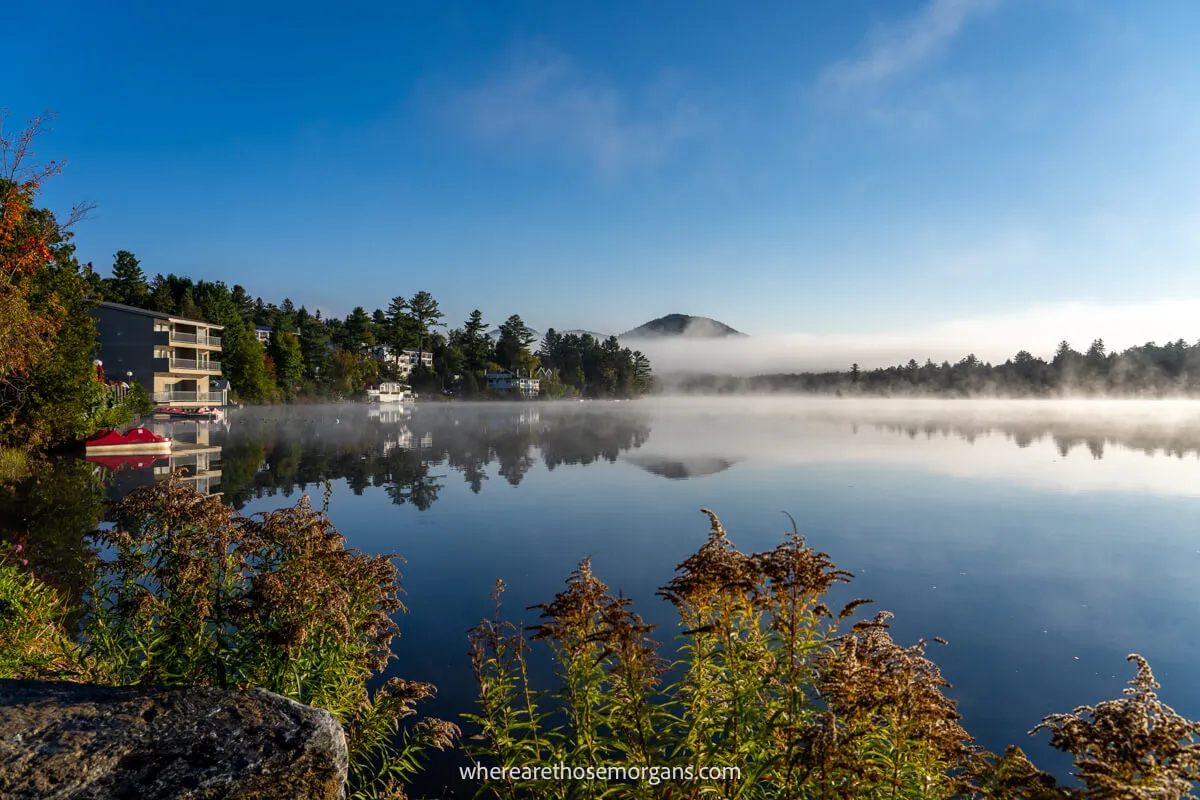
[465,510,1200,799]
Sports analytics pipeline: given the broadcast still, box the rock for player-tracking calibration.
[0,679,348,799]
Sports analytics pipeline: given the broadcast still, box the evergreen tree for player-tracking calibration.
[406,290,445,361]
[496,314,536,373]
[343,306,374,351]
[385,295,416,349]
[229,285,254,319]
[269,330,304,399]
[107,250,149,307]
[633,350,653,392]
[298,311,330,380]
[148,274,175,313]
[457,309,491,374]
[177,286,201,320]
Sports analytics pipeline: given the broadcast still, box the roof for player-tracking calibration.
[256,325,272,332]
[93,300,169,320]
[94,300,223,329]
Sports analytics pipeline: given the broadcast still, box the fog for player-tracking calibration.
[619,397,1200,496]
[214,397,1200,498]
[621,298,1200,374]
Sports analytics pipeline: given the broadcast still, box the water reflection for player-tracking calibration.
[79,401,1200,510]
[90,418,225,500]
[625,455,741,479]
[6,399,1200,793]
[8,401,1200,558]
[862,417,1200,460]
[213,403,652,510]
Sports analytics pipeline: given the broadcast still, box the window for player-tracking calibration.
[154,322,170,332]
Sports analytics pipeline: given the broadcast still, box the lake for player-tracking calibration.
[5,397,1200,790]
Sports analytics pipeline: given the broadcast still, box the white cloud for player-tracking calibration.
[442,47,704,177]
[624,298,1200,374]
[820,0,996,91]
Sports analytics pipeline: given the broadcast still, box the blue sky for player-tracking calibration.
[8,0,1200,354]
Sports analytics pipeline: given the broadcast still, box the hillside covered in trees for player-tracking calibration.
[668,339,1200,397]
[101,258,655,404]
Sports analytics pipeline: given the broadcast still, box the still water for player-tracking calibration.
[5,398,1200,785]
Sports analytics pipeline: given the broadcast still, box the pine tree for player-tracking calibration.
[406,291,445,361]
[148,274,175,313]
[107,250,149,307]
[459,310,490,374]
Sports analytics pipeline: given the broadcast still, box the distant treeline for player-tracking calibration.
[102,253,653,403]
[667,339,1200,396]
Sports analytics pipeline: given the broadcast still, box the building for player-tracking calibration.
[90,301,227,409]
[254,325,300,345]
[373,345,434,377]
[485,372,540,398]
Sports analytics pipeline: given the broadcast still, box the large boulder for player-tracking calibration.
[0,680,348,799]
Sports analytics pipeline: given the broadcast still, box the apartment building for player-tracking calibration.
[90,301,227,408]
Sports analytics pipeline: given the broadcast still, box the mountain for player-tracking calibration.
[620,314,744,339]
[486,326,540,340]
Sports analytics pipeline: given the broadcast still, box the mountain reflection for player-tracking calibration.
[624,455,741,479]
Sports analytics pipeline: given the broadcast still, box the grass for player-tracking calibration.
[0,447,28,483]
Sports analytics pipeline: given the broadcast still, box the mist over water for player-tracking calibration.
[624,298,1200,374]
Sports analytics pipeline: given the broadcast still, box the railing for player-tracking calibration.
[153,391,227,403]
[168,358,222,373]
[170,331,222,347]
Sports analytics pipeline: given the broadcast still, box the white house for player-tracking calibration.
[485,372,540,398]
[374,345,434,376]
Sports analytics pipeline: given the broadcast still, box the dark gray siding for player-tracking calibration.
[90,305,159,393]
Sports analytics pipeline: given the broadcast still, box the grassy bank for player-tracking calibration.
[1,479,1197,798]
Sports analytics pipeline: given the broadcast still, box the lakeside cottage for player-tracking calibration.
[373,345,434,377]
[485,372,540,398]
[90,301,227,410]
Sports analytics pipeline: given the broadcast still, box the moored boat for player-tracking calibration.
[85,453,170,471]
[85,427,173,454]
[153,406,225,420]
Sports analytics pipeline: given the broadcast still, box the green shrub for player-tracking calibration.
[4,477,456,799]
[0,542,78,678]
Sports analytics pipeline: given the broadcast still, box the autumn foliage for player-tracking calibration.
[0,111,99,446]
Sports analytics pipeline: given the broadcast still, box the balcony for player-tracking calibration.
[153,391,227,403]
[167,358,222,374]
[170,330,222,348]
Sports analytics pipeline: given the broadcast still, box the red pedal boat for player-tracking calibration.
[86,453,171,471]
[84,427,173,454]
